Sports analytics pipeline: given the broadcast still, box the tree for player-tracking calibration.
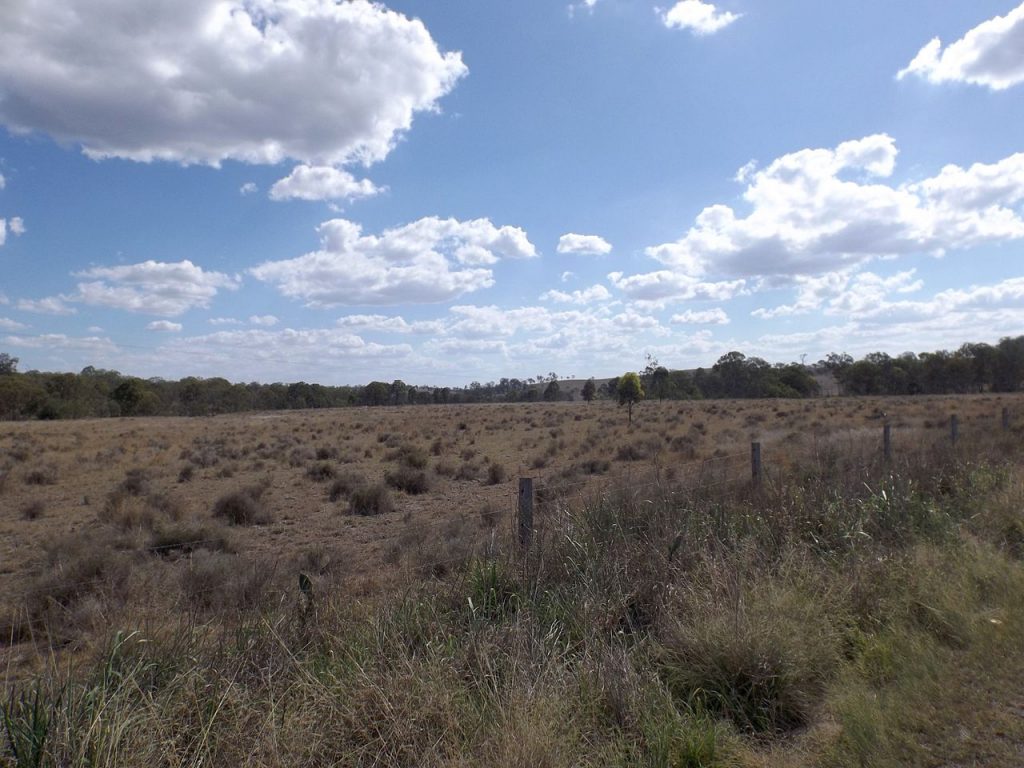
[581,378,596,403]
[543,379,560,402]
[617,372,644,424]
[0,353,18,375]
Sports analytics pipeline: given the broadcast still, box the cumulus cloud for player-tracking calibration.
[336,314,444,334]
[269,165,381,202]
[16,296,77,315]
[73,260,239,316]
[251,216,536,306]
[0,0,466,167]
[0,217,24,247]
[607,270,747,304]
[147,320,183,332]
[642,135,1024,281]
[249,315,279,327]
[539,285,612,305]
[209,317,243,326]
[670,308,730,325]
[752,269,923,320]
[556,233,613,255]
[2,333,116,354]
[661,1,741,35]
[239,182,258,196]
[0,317,28,331]
[898,3,1024,90]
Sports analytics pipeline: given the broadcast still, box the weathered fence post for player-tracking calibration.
[1003,407,1011,431]
[883,422,892,462]
[751,442,762,487]
[950,414,959,445]
[518,477,534,551]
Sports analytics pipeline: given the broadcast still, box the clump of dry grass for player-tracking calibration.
[349,483,394,516]
[212,483,273,525]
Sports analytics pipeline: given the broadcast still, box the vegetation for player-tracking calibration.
[1,408,1022,766]
[1,335,1021,420]
[617,371,644,424]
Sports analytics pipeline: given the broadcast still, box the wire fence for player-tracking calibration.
[2,406,1018,653]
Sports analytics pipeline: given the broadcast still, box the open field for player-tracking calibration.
[2,393,1024,766]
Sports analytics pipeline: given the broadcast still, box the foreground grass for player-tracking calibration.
[4,431,1024,766]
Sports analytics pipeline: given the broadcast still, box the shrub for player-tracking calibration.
[21,500,45,520]
[349,483,395,516]
[486,461,507,485]
[306,462,337,482]
[119,468,150,496]
[328,471,365,502]
[177,464,195,483]
[24,465,58,485]
[386,465,431,495]
[212,487,273,526]
[148,523,232,555]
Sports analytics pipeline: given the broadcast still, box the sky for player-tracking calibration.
[1,0,1024,386]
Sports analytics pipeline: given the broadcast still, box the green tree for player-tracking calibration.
[0,353,18,375]
[617,372,644,425]
[543,379,561,402]
[581,378,596,403]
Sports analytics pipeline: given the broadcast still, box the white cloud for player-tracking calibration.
[561,271,575,282]
[2,333,116,353]
[239,182,258,196]
[336,314,443,334]
[556,233,613,255]
[753,269,923,320]
[209,317,243,326]
[642,135,1024,282]
[608,270,747,304]
[250,216,536,306]
[540,284,612,305]
[269,165,381,202]
[74,260,239,316]
[249,314,279,327]
[0,317,28,331]
[147,320,183,332]
[670,308,730,325]
[16,296,77,316]
[661,1,741,35]
[0,173,4,189]
[898,3,1024,90]
[8,217,24,236]
[0,0,466,167]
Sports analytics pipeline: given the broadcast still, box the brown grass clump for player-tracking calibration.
[20,499,45,520]
[212,485,273,526]
[23,464,58,485]
[385,465,431,495]
[349,483,394,516]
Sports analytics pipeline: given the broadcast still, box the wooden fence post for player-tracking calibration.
[950,414,959,445]
[883,422,892,462]
[1003,407,1011,431]
[518,477,534,551]
[751,442,762,487]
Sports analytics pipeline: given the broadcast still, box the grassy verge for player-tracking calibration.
[3,431,1023,766]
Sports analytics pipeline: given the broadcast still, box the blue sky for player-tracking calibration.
[1,0,1023,385]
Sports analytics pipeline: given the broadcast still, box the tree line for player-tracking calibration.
[0,336,1021,420]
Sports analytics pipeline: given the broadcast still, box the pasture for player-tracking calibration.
[1,393,1023,766]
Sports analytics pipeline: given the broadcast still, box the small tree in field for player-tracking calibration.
[617,372,644,424]
[581,378,596,403]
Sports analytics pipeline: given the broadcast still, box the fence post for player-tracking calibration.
[950,414,959,445]
[1003,407,1011,431]
[883,422,892,462]
[751,442,762,487]
[518,477,534,551]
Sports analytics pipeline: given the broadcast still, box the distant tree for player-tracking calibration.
[0,353,18,375]
[543,379,561,402]
[617,372,644,425]
[581,378,596,403]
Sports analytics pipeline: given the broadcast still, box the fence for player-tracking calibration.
[0,405,1017,651]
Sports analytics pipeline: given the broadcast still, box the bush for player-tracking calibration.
[328,471,365,502]
[386,465,431,495]
[177,464,195,483]
[306,462,337,482]
[21,500,45,520]
[24,465,58,485]
[486,461,507,485]
[349,483,395,516]
[212,487,273,526]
